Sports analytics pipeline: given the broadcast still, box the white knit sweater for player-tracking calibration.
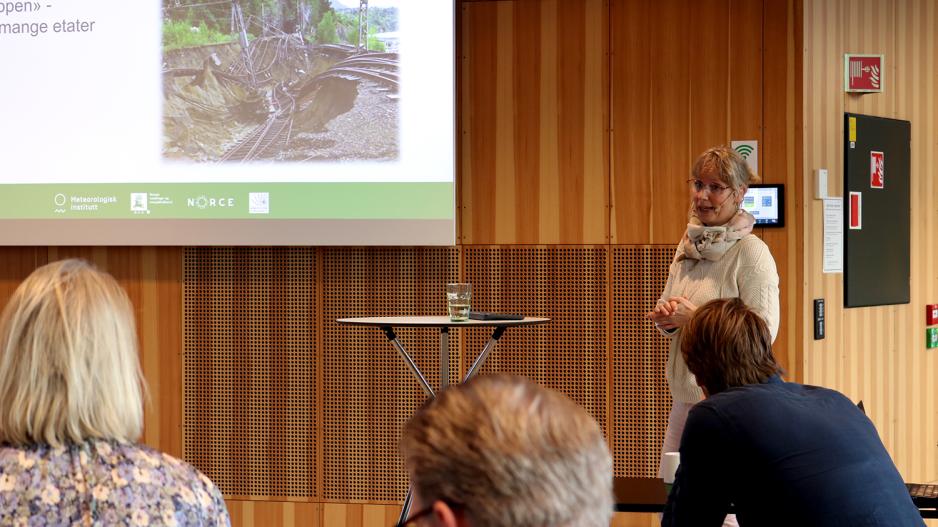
[658,234,780,403]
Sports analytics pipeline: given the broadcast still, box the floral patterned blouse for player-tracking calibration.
[0,439,230,526]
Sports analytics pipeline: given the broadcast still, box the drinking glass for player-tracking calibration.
[446,283,471,322]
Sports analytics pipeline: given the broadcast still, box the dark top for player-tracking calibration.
[662,376,924,527]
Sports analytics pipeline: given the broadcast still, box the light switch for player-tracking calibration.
[815,169,828,200]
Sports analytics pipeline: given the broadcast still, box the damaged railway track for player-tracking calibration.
[162,37,400,163]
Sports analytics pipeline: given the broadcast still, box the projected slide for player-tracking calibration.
[0,0,454,245]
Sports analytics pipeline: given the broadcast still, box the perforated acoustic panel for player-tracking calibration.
[611,246,673,477]
[321,248,459,502]
[183,248,318,498]
[182,245,673,502]
[463,247,609,435]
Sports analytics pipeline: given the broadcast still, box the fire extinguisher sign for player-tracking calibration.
[845,54,884,93]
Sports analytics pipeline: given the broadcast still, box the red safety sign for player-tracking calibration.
[849,192,862,230]
[870,151,884,189]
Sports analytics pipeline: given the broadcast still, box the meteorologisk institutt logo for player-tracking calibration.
[53,193,67,214]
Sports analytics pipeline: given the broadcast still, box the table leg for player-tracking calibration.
[379,326,434,525]
[397,485,415,526]
[385,324,507,526]
[463,326,507,382]
[440,327,449,390]
[381,326,435,398]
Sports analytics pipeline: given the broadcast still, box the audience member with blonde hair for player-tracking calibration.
[663,298,923,526]
[0,259,230,525]
[398,374,613,527]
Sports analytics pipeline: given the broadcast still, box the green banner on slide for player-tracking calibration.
[0,182,453,219]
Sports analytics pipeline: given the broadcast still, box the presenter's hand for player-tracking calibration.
[647,300,681,330]
[647,299,679,319]
[663,296,697,328]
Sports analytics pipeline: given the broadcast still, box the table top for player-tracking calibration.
[613,477,937,518]
[336,316,550,328]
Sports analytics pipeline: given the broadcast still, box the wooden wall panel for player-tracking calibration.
[226,500,320,527]
[463,246,609,432]
[109,247,185,458]
[556,2,588,243]
[761,0,802,378]
[461,0,608,244]
[802,0,938,486]
[0,247,183,458]
[224,501,656,527]
[689,0,730,157]
[462,1,498,243]
[0,248,47,304]
[610,0,770,244]
[649,0,692,243]
[611,247,673,477]
[184,248,318,499]
[536,0,560,243]
[728,0,764,148]
[610,0,652,244]
[320,248,459,502]
[513,0,542,242]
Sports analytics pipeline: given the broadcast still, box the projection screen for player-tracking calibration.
[0,0,454,245]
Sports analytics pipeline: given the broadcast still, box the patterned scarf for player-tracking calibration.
[677,210,756,262]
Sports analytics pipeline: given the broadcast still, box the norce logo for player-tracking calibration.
[187,196,235,209]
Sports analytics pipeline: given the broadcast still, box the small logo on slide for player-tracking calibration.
[130,193,149,214]
[249,192,270,214]
[53,193,67,214]
[187,195,235,209]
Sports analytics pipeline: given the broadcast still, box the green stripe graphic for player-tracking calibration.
[0,182,453,220]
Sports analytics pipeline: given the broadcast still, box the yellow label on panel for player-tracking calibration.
[849,117,857,142]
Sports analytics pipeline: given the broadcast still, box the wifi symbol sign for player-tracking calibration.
[735,144,754,159]
[731,140,759,174]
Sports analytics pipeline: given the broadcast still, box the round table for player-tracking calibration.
[336,316,550,395]
[336,315,550,523]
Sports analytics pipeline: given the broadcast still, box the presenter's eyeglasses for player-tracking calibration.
[688,179,731,196]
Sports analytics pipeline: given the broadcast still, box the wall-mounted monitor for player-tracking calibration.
[742,184,785,227]
[0,0,454,246]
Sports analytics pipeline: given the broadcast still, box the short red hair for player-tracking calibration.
[680,298,781,395]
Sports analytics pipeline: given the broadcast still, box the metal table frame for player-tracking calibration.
[336,316,550,524]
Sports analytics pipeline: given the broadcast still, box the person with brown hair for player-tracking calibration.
[0,259,230,525]
[663,298,923,526]
[647,145,780,526]
[398,374,613,527]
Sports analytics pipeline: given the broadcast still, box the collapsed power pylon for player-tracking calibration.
[357,0,368,52]
[231,0,257,87]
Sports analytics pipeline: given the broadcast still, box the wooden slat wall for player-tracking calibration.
[461,0,609,244]
[233,502,655,527]
[0,247,183,458]
[802,0,938,486]
[610,0,765,245]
